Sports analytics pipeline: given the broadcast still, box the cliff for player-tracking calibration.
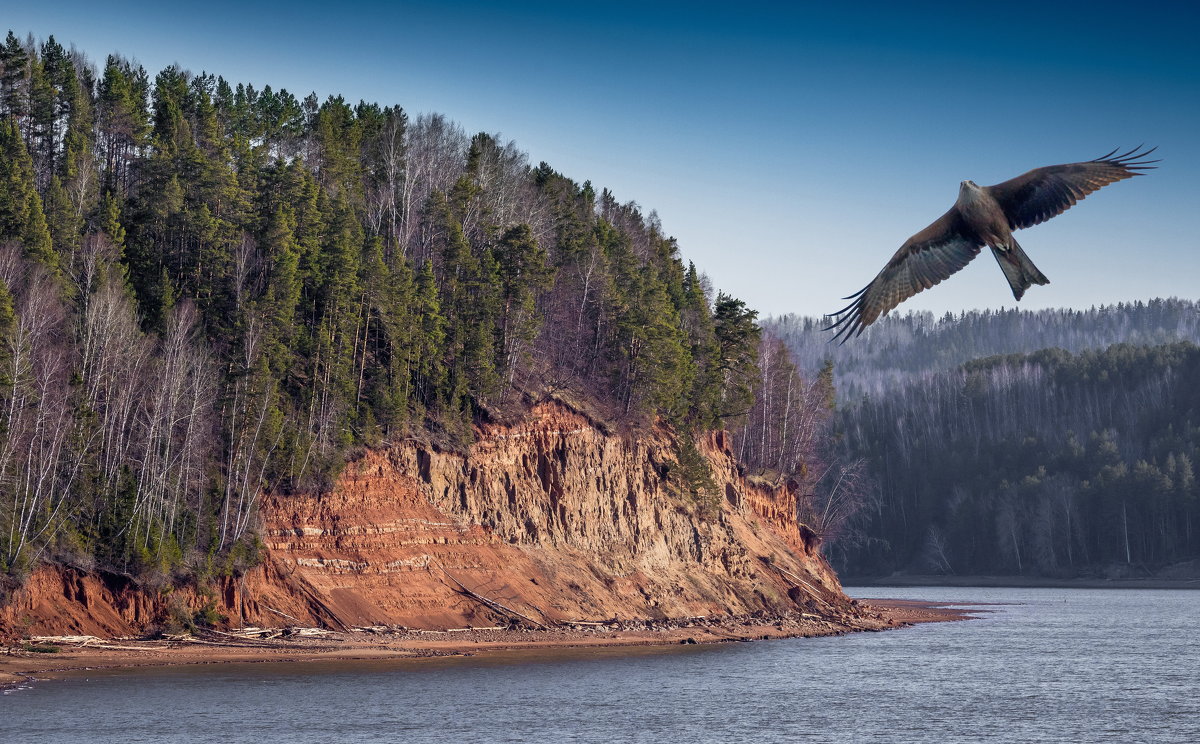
[1,402,851,637]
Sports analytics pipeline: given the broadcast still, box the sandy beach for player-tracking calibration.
[1,600,974,690]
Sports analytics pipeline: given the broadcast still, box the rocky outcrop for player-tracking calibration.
[2,402,849,636]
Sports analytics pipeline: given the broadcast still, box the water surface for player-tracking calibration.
[3,587,1196,743]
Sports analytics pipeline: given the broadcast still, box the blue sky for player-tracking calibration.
[7,1,1199,318]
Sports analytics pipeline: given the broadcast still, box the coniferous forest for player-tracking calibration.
[1,32,844,589]
[772,308,1200,579]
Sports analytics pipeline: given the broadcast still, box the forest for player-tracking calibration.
[820,341,1200,577]
[769,303,1200,578]
[0,31,849,591]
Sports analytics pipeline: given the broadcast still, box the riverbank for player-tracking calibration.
[1,600,972,690]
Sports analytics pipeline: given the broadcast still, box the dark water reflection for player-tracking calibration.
[3,587,1197,743]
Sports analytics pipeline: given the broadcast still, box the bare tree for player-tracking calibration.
[401,113,468,261]
[0,247,79,570]
[130,301,215,554]
[922,525,954,574]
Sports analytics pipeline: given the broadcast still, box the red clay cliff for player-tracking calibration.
[1,402,854,638]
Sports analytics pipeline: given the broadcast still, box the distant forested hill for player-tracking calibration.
[769,293,1200,578]
[830,342,1200,578]
[769,300,1200,402]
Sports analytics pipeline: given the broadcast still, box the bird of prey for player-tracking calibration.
[825,147,1158,342]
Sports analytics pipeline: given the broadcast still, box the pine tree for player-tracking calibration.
[355,234,418,433]
[463,242,501,399]
[97,191,127,249]
[0,31,29,119]
[28,51,56,184]
[712,293,761,421]
[0,118,56,269]
[259,205,303,375]
[46,37,95,214]
[97,55,149,195]
[312,95,362,203]
[494,223,554,386]
[598,216,692,419]
[816,358,836,410]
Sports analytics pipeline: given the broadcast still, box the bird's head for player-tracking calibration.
[959,179,979,192]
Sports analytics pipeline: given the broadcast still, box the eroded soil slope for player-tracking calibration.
[2,402,851,637]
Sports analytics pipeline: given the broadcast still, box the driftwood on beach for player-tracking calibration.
[27,635,156,652]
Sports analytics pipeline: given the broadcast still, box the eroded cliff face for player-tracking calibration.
[2,402,849,636]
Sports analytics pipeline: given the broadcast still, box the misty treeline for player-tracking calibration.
[770,299,1200,402]
[830,342,1200,577]
[0,32,844,586]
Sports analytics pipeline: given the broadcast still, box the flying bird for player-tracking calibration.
[825,147,1158,342]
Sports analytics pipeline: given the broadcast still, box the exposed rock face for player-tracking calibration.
[2,402,848,636]
[0,568,164,639]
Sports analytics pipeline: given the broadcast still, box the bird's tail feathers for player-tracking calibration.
[991,238,1049,301]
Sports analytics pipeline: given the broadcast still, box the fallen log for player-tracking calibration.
[27,635,158,652]
[760,559,841,615]
[263,605,305,624]
[440,569,548,629]
[289,627,335,637]
[28,635,104,644]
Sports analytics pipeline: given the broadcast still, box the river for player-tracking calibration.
[3,587,1197,742]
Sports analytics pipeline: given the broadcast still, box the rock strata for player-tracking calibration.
[2,402,853,637]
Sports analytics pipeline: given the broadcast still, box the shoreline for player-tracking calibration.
[1,600,972,691]
[845,575,1200,590]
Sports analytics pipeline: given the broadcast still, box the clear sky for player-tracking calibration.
[7,1,1199,318]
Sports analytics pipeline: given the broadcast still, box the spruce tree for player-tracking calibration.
[681,261,721,427]
[0,118,56,269]
[44,174,82,254]
[412,259,447,410]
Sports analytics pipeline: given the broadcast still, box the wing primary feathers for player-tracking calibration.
[823,296,866,344]
[825,282,872,319]
[825,299,857,319]
[1094,145,1160,171]
[822,275,872,341]
[842,284,871,300]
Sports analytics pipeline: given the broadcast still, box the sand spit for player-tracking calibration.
[1,600,975,690]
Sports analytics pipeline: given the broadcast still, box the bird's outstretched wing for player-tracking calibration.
[985,146,1159,230]
[825,208,982,343]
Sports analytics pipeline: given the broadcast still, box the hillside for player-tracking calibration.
[0,32,854,634]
